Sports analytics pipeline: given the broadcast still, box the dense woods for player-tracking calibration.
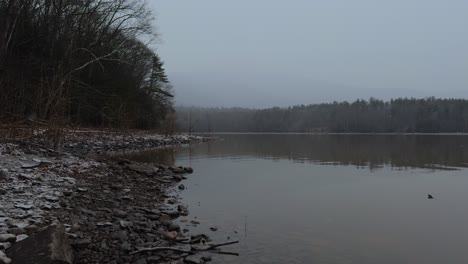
[0,0,173,129]
[177,98,468,133]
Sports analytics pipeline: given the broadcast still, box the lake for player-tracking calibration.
[124,134,468,264]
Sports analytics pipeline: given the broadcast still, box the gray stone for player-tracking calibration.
[44,196,59,202]
[184,255,202,264]
[120,221,133,229]
[120,242,131,252]
[114,210,128,218]
[7,225,73,264]
[112,231,128,241]
[135,258,147,264]
[15,235,28,242]
[18,174,33,180]
[97,222,113,227]
[7,228,25,235]
[159,214,171,222]
[201,256,212,262]
[0,171,7,181]
[168,223,180,232]
[0,235,15,243]
[0,243,11,250]
[20,163,39,169]
[178,184,185,190]
[72,238,91,248]
[0,250,12,264]
[127,163,159,176]
[162,231,177,240]
[146,256,161,264]
[14,204,33,210]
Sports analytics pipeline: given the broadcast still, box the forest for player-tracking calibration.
[0,0,174,130]
[177,98,468,133]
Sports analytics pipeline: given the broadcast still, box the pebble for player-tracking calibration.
[0,250,12,264]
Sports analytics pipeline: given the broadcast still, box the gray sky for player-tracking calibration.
[149,0,468,108]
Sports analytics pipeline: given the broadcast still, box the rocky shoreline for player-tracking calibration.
[0,132,231,264]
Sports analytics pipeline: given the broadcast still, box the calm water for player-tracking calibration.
[125,134,468,264]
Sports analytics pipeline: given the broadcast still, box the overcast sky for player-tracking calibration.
[149,0,468,108]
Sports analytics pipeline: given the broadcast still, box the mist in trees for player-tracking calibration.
[0,0,173,129]
[176,98,468,133]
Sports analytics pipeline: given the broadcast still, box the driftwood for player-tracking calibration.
[129,240,239,256]
[129,247,192,255]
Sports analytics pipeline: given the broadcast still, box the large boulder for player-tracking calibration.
[7,225,73,264]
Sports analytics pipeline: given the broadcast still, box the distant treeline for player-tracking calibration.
[177,98,468,133]
[0,0,174,129]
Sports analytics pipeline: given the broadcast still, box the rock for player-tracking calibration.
[172,175,183,181]
[44,196,59,202]
[20,163,39,169]
[167,198,176,204]
[168,223,180,232]
[97,222,113,227]
[184,167,194,174]
[120,242,131,252]
[76,188,87,193]
[0,235,16,243]
[159,214,171,222]
[185,255,202,264]
[169,167,185,174]
[24,225,39,233]
[7,225,73,264]
[112,231,128,241]
[178,184,185,190]
[13,203,33,211]
[7,228,26,235]
[72,238,91,248]
[15,234,28,242]
[0,251,11,264]
[0,190,6,196]
[209,226,218,232]
[162,231,177,240]
[120,221,133,229]
[146,256,161,263]
[0,243,11,250]
[0,171,7,181]
[114,209,128,218]
[135,258,147,264]
[201,256,212,262]
[18,173,33,180]
[127,163,159,176]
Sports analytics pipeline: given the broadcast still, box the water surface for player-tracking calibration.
[126,134,468,264]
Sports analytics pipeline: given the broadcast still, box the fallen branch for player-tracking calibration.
[212,251,240,256]
[130,240,239,256]
[208,241,239,249]
[130,247,192,255]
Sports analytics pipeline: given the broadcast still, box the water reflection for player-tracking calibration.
[118,134,468,264]
[173,134,468,170]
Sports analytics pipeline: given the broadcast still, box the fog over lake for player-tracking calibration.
[150,0,468,108]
